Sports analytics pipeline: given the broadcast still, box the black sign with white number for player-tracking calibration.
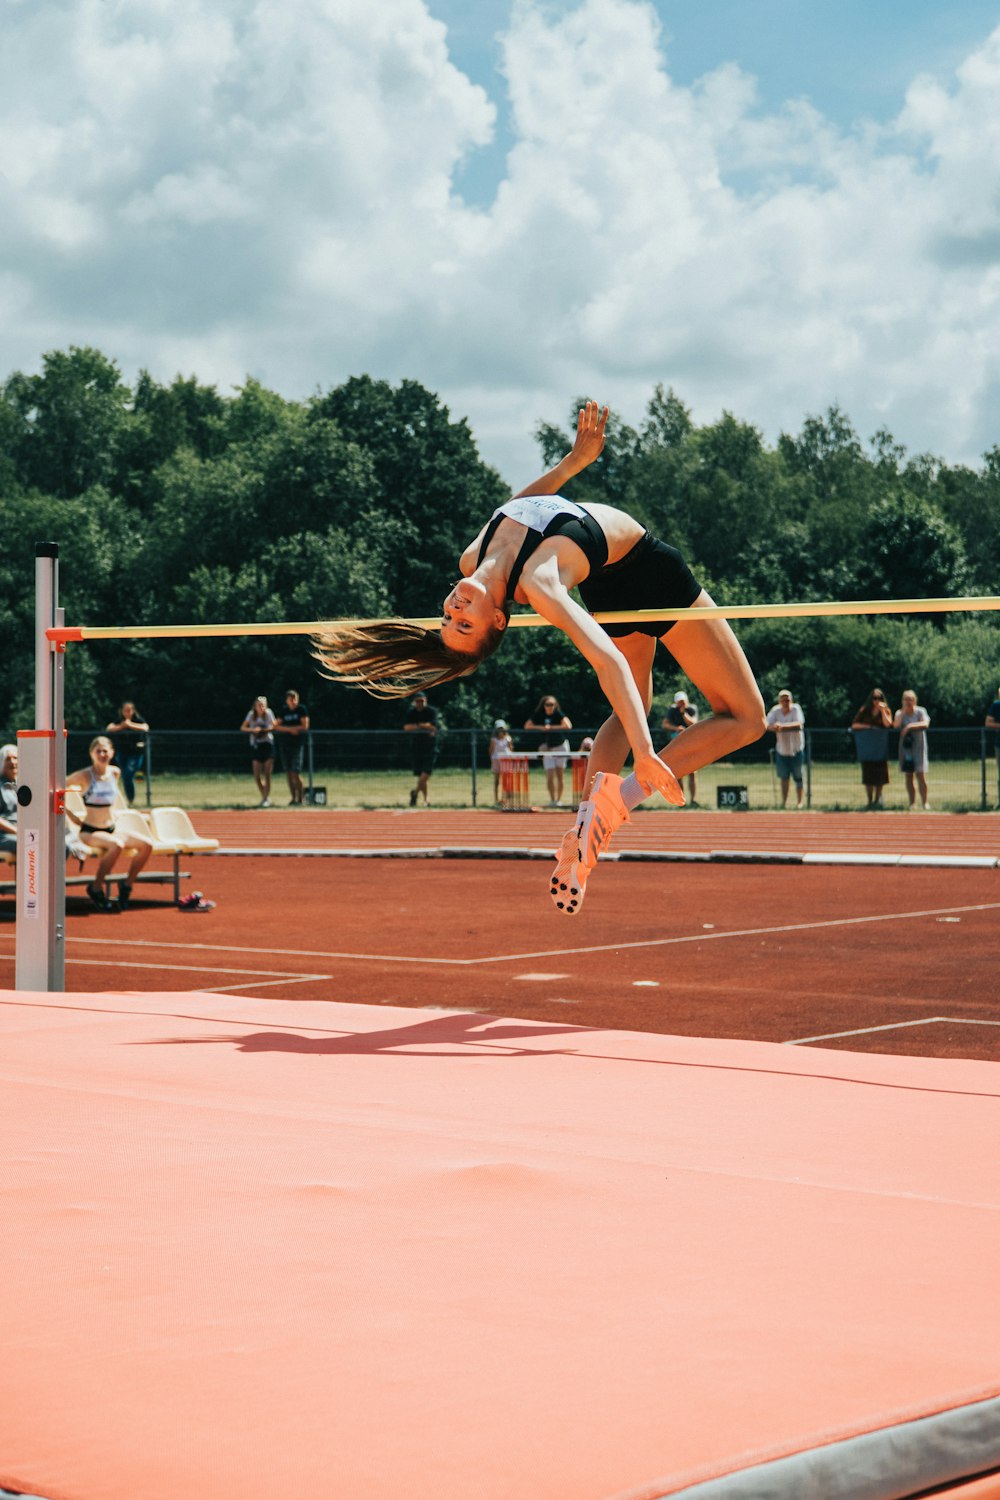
[716,785,749,810]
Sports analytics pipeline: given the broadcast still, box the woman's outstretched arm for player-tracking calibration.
[513,401,609,498]
[521,572,675,799]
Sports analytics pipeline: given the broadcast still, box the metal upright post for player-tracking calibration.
[806,730,813,810]
[16,543,66,991]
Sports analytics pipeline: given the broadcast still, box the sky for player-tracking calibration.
[3,0,1000,488]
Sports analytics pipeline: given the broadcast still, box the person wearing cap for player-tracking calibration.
[662,691,699,806]
[488,719,515,802]
[766,690,806,808]
[404,692,439,806]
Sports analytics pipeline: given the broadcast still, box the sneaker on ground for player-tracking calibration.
[549,826,589,915]
[178,890,216,912]
[576,772,632,870]
[86,883,110,912]
[116,881,132,910]
[259,798,271,808]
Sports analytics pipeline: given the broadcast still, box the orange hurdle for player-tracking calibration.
[498,755,531,811]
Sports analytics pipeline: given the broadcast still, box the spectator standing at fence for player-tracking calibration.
[489,719,514,802]
[405,691,438,806]
[765,689,805,809]
[241,695,276,807]
[274,689,310,806]
[985,689,1000,808]
[893,690,931,810]
[65,736,153,910]
[106,701,149,805]
[850,689,893,809]
[525,694,573,806]
[662,691,700,806]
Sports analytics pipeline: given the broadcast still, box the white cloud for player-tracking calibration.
[2,0,1000,488]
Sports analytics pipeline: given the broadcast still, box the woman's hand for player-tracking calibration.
[567,401,609,476]
[633,751,686,807]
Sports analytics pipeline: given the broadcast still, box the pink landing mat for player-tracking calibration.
[1,990,999,1500]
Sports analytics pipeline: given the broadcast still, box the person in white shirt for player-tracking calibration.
[765,690,805,808]
[893,689,931,810]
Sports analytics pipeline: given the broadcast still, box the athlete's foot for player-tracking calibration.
[550,771,631,915]
[549,826,589,915]
[577,772,632,869]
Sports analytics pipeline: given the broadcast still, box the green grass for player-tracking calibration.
[134,759,998,813]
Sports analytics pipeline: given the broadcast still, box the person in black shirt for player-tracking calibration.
[274,689,311,805]
[524,694,573,805]
[404,692,438,806]
[105,701,149,805]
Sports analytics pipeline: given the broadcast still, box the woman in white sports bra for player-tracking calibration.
[66,735,153,911]
[317,402,765,914]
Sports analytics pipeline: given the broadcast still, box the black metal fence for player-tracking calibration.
[53,726,1000,811]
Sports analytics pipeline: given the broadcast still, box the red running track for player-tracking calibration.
[194,805,1000,858]
[3,853,998,1062]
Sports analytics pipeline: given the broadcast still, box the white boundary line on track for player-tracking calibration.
[0,952,331,987]
[20,897,1000,969]
[207,974,331,993]
[787,1016,1000,1045]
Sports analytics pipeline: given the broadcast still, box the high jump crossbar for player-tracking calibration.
[44,594,1000,642]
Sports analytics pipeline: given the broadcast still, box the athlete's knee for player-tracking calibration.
[720,690,766,748]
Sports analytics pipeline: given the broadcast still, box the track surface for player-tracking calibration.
[3,843,997,1062]
[197,805,1000,856]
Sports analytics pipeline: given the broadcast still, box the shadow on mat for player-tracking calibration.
[142,1010,592,1058]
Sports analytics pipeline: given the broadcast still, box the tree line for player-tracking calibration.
[2,346,998,739]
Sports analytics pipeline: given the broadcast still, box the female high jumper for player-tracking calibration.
[316,402,765,913]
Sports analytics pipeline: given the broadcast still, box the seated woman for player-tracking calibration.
[66,735,153,911]
[315,402,765,913]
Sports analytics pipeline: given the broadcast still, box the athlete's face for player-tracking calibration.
[440,579,504,655]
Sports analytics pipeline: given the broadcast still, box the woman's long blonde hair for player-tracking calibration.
[312,617,507,700]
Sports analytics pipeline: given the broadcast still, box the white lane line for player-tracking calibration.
[787,1016,1000,1045]
[61,936,472,967]
[0,954,322,980]
[44,898,1000,970]
[470,901,1000,964]
[207,974,330,993]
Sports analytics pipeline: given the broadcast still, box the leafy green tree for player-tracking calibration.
[856,492,970,602]
[114,372,228,508]
[4,347,130,498]
[312,376,507,616]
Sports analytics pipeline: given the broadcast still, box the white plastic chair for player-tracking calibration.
[149,807,220,854]
[113,808,166,854]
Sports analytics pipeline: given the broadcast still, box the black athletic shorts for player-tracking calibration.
[578,532,702,637]
[279,739,304,772]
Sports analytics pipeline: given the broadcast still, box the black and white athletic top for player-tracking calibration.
[476,496,608,602]
[81,768,118,808]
